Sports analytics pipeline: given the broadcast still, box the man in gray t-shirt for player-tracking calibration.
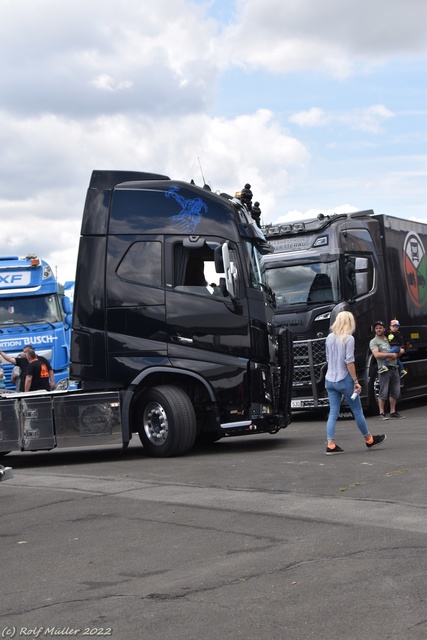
[370,320,403,420]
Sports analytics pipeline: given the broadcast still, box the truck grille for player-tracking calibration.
[293,337,326,384]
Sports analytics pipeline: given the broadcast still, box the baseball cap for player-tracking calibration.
[390,319,400,327]
[374,320,386,327]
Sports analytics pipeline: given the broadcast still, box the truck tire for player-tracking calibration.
[367,364,380,414]
[137,385,196,457]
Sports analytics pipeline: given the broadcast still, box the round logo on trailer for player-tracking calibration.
[79,405,111,435]
[403,232,427,308]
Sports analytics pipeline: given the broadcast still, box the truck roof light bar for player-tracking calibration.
[262,209,375,238]
[292,222,305,232]
[262,222,306,236]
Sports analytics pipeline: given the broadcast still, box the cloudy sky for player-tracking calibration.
[1,0,426,284]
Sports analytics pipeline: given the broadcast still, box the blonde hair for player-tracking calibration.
[330,310,356,344]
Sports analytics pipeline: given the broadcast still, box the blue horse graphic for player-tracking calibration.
[166,186,208,233]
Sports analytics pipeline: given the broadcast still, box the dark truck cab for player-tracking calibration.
[68,171,292,455]
[261,210,427,412]
[0,171,292,458]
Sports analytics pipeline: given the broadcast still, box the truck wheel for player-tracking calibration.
[138,385,196,457]
[367,364,380,414]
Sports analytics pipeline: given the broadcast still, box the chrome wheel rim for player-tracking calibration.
[143,401,169,446]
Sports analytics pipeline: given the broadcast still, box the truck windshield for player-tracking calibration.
[264,261,341,308]
[0,295,62,326]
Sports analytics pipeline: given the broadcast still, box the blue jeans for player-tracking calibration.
[386,345,403,371]
[325,373,369,440]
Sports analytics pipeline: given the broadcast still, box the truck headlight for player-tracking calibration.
[56,378,69,391]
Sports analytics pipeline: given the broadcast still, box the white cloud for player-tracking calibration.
[90,74,133,92]
[219,0,427,77]
[1,0,424,122]
[0,0,219,117]
[0,108,310,282]
[289,108,328,127]
[290,104,394,133]
[0,0,424,284]
[0,190,81,285]
[342,105,395,133]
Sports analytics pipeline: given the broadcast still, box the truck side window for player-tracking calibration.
[173,244,226,297]
[117,241,162,287]
[184,257,208,286]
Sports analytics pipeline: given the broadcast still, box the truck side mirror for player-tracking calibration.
[62,296,72,315]
[62,296,72,326]
[354,257,370,296]
[221,242,236,298]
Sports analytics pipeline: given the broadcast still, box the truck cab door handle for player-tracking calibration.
[171,335,194,345]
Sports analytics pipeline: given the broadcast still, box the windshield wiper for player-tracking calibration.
[0,321,32,330]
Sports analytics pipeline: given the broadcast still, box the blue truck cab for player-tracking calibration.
[0,254,71,390]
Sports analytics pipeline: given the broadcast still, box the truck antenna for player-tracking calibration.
[198,157,206,186]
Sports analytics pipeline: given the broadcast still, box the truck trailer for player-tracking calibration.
[0,171,293,458]
[261,210,427,412]
[0,254,72,390]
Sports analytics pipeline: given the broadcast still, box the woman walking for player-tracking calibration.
[325,310,386,455]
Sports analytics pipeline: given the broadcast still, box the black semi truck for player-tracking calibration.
[261,210,427,412]
[0,171,293,457]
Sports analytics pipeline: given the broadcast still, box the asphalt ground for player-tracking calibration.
[1,397,426,640]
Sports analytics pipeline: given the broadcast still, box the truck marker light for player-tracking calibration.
[313,236,328,247]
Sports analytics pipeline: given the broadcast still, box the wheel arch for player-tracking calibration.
[121,367,218,441]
